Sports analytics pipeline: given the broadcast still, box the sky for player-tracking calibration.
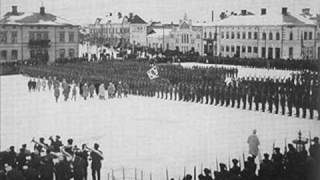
[1,0,320,25]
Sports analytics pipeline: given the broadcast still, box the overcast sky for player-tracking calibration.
[1,0,320,25]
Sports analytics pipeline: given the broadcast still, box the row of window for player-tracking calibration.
[0,31,18,43]
[59,32,75,43]
[220,45,259,54]
[0,50,18,60]
[59,48,76,58]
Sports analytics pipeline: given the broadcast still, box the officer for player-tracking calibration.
[274,91,279,114]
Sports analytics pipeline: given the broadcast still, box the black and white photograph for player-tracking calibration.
[0,0,320,180]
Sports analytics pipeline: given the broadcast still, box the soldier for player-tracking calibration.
[267,91,273,113]
[89,83,95,98]
[271,147,284,179]
[83,83,89,100]
[258,153,274,180]
[48,76,53,91]
[54,87,60,103]
[214,86,219,106]
[123,82,129,98]
[28,79,32,92]
[254,89,260,111]
[117,81,123,98]
[274,91,279,114]
[49,135,63,153]
[71,84,77,101]
[229,159,241,178]
[90,143,103,180]
[261,90,267,112]
[42,77,47,91]
[280,92,286,115]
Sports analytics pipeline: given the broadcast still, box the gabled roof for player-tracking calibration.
[0,12,77,26]
[128,15,147,24]
[147,28,172,38]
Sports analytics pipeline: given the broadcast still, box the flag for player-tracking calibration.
[147,66,159,80]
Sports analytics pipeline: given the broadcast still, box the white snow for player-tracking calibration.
[1,75,320,180]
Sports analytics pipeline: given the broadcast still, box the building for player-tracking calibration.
[169,15,203,54]
[0,6,79,63]
[202,7,319,60]
[146,22,177,52]
[89,13,147,48]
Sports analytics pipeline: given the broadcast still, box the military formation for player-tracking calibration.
[21,60,320,120]
[0,136,103,180]
[179,135,320,180]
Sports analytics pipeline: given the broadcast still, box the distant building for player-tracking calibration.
[202,7,319,60]
[146,22,177,51]
[0,6,79,63]
[169,15,203,54]
[89,13,147,48]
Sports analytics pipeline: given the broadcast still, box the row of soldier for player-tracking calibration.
[0,136,103,180]
[178,136,319,180]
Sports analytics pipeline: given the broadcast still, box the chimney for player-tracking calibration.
[212,11,214,22]
[261,8,267,15]
[282,7,288,15]
[40,6,45,15]
[12,6,18,15]
[302,8,310,15]
[241,9,247,15]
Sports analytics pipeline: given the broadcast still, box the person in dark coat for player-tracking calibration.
[5,164,25,180]
[229,159,241,178]
[90,143,103,180]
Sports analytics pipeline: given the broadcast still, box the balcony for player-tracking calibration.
[28,39,51,48]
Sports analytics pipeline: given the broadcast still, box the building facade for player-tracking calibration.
[202,7,319,60]
[89,13,147,47]
[0,6,79,63]
[169,16,203,54]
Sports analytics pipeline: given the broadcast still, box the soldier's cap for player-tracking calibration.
[219,163,226,168]
[94,143,100,148]
[40,137,45,141]
[264,153,269,158]
[312,137,319,142]
[22,144,27,148]
[232,159,239,164]
[204,168,211,173]
[56,135,61,139]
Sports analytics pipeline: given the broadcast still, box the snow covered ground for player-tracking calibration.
[1,75,319,180]
[179,62,298,78]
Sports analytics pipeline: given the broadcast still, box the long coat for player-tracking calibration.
[247,134,260,156]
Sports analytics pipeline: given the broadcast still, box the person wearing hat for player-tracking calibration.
[229,159,240,177]
[90,143,103,180]
[258,153,274,179]
[203,168,213,180]
[272,147,284,179]
[49,135,63,153]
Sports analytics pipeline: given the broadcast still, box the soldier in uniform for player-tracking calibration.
[229,159,241,178]
[274,91,279,114]
[90,143,103,180]
[54,87,60,103]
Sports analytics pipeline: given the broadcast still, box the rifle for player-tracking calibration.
[228,154,231,170]
[31,138,49,150]
[84,145,104,160]
[309,131,312,149]
[216,157,219,171]
[239,156,242,170]
[242,152,245,165]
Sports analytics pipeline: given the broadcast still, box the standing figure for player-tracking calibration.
[54,87,60,103]
[98,83,105,100]
[42,77,47,91]
[71,84,77,101]
[83,83,89,100]
[247,129,260,157]
[90,143,103,180]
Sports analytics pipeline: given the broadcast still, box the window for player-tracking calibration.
[11,50,18,60]
[59,32,65,42]
[221,32,224,39]
[43,32,49,40]
[262,32,266,40]
[309,32,312,40]
[248,46,252,53]
[231,32,234,39]
[221,46,224,52]
[289,32,293,40]
[242,46,246,53]
[0,31,8,43]
[237,32,240,39]
[226,46,230,52]
[209,32,212,39]
[254,32,258,39]
[204,32,207,38]
[69,32,74,42]
[289,47,293,58]
[11,31,17,43]
[68,49,75,58]
[304,32,307,40]
[231,46,235,52]
[226,32,229,39]
[59,49,66,58]
[276,32,280,40]
[248,32,252,39]
[0,50,7,60]
[269,32,273,40]
[254,47,258,53]
[242,32,246,39]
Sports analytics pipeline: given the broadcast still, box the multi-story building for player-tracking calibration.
[89,13,147,47]
[202,7,319,60]
[146,22,177,51]
[169,15,203,54]
[0,6,79,63]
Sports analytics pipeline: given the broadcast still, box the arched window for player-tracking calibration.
[289,32,293,40]
[262,32,266,40]
[269,32,273,40]
[204,32,207,39]
[276,32,280,40]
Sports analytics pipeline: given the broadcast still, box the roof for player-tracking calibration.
[0,12,77,26]
[128,15,147,24]
[213,12,316,26]
[147,28,172,38]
